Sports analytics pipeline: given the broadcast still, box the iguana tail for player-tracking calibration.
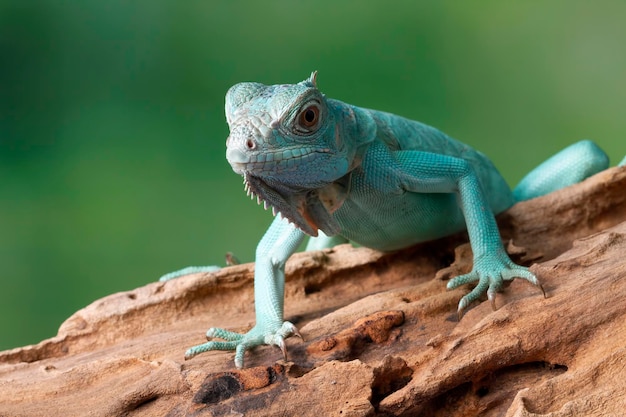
[512,140,609,202]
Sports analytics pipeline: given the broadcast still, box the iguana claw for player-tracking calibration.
[488,291,497,311]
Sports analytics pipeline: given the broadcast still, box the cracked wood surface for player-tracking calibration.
[0,167,625,416]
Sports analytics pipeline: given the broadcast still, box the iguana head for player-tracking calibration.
[224,72,356,236]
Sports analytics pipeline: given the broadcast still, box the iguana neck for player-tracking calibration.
[298,101,376,235]
[328,98,377,172]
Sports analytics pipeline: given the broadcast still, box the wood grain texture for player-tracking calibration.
[1,167,625,417]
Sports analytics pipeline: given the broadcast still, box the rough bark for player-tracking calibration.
[1,167,625,417]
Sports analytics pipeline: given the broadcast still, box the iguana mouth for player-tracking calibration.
[243,173,342,237]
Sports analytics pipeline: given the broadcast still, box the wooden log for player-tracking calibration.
[1,167,625,416]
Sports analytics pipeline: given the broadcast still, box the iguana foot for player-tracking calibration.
[446,255,544,319]
[185,321,302,368]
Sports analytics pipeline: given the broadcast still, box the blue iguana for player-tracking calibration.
[163,72,619,368]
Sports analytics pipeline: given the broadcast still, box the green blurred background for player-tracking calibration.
[1,1,624,350]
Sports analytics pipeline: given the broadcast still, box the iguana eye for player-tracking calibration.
[297,104,320,130]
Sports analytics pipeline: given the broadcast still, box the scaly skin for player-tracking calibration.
[166,72,614,368]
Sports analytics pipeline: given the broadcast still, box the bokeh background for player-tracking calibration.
[1,1,625,350]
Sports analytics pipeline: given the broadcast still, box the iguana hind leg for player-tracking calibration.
[159,265,221,281]
[305,230,349,251]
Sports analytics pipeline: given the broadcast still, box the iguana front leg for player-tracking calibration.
[185,215,306,368]
[395,150,543,316]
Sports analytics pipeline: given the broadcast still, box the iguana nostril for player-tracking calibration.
[246,139,256,150]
